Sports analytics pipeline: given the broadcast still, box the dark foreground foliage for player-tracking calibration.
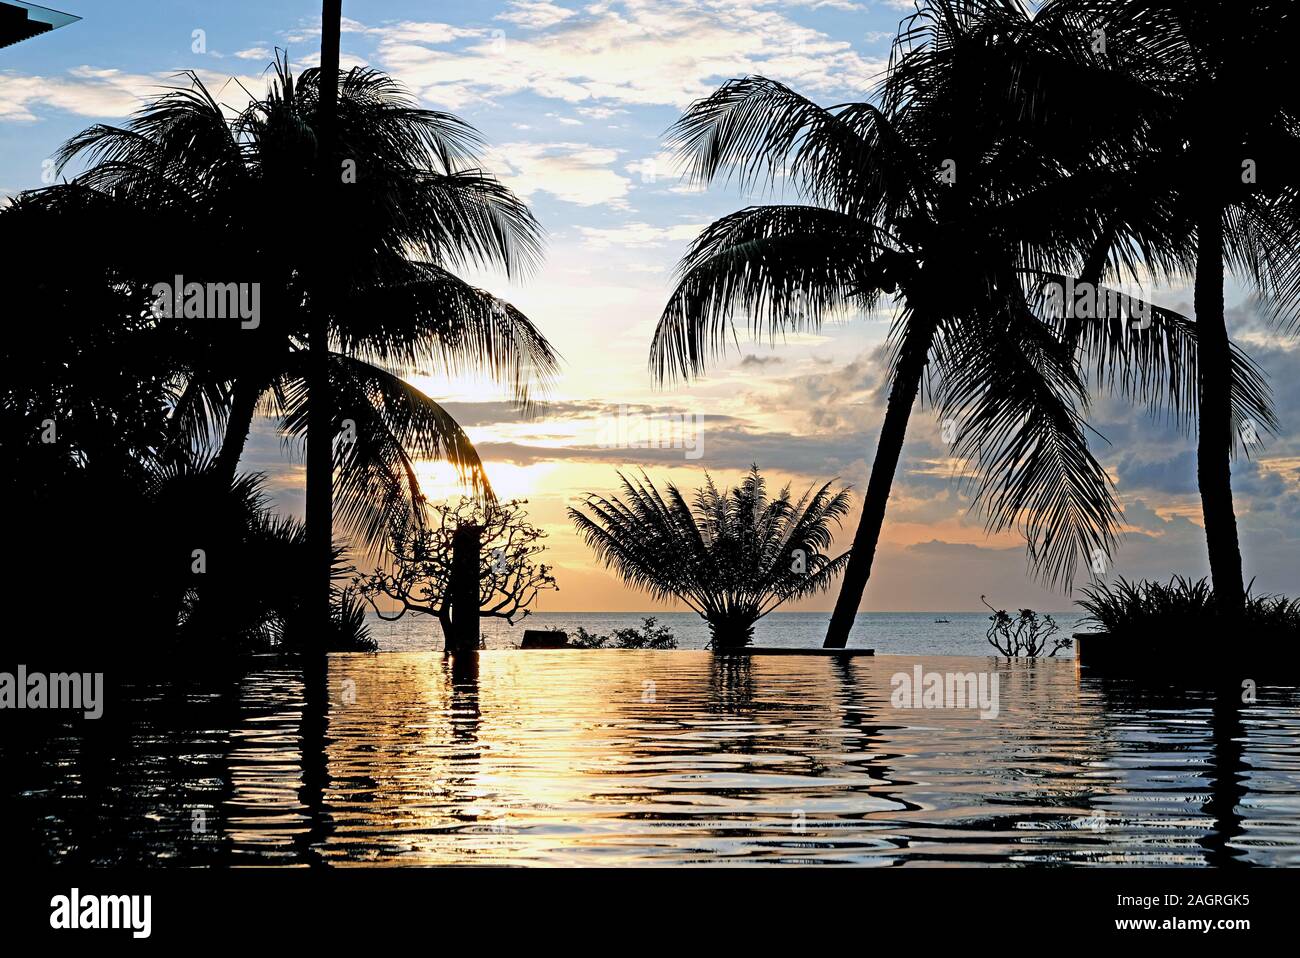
[1078,576,1300,645]
[567,617,678,649]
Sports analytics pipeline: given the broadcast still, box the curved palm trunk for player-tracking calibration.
[824,322,933,648]
[305,0,343,634]
[1194,206,1246,616]
[212,376,261,489]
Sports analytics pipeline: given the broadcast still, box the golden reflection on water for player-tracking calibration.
[5,651,1299,866]
[222,652,1297,866]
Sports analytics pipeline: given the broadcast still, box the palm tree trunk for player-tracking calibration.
[305,325,333,630]
[707,614,756,650]
[1194,206,1246,616]
[824,323,932,648]
[306,0,343,634]
[212,377,260,489]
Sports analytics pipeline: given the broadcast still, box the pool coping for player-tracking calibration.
[714,647,875,656]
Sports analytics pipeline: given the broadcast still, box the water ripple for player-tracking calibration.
[1,652,1297,866]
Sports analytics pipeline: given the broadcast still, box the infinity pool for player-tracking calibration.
[3,651,1298,866]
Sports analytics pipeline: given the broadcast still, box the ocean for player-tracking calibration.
[366,610,1087,656]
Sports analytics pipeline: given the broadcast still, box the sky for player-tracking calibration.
[3,0,1299,613]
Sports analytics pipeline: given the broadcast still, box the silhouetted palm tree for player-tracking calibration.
[142,453,369,650]
[308,0,344,631]
[653,0,1275,648]
[570,466,852,648]
[51,60,558,556]
[1032,0,1300,614]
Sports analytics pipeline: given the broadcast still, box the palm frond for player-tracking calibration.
[569,467,851,633]
[652,205,894,381]
[278,353,489,553]
[930,287,1121,589]
[335,259,559,410]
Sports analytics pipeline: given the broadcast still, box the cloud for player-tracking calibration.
[624,150,694,188]
[383,21,483,45]
[0,65,274,123]
[498,2,580,30]
[762,348,889,435]
[470,419,865,473]
[576,220,703,248]
[233,46,273,61]
[292,50,372,72]
[782,0,866,9]
[1115,449,1198,496]
[0,66,157,121]
[283,15,391,44]
[436,398,614,426]
[576,105,626,120]
[487,141,631,207]
[374,0,886,110]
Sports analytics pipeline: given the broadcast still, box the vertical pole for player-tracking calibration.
[298,4,342,853]
[448,524,483,654]
[306,1,342,637]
